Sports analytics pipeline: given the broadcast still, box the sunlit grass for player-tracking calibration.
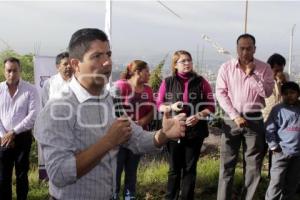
[12,153,300,200]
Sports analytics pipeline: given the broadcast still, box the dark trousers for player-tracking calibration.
[0,131,32,200]
[116,147,141,198]
[217,115,265,200]
[165,137,204,200]
[265,153,300,200]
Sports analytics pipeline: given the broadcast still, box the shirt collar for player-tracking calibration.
[69,76,109,103]
[56,73,72,83]
[5,79,23,89]
[234,58,258,68]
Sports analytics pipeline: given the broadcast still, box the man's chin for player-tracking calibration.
[104,73,111,80]
[94,78,107,87]
[6,80,17,85]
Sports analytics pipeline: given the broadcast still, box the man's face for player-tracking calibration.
[57,57,73,80]
[72,40,112,93]
[237,37,256,64]
[272,64,284,77]
[275,71,287,84]
[282,89,300,105]
[4,61,21,85]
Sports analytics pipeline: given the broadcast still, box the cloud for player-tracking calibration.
[0,0,299,69]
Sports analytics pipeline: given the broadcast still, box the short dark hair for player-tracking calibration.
[56,52,69,65]
[267,53,286,68]
[3,57,20,66]
[237,33,256,45]
[281,81,300,95]
[68,28,109,61]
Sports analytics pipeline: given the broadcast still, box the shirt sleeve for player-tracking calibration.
[265,107,280,150]
[41,80,50,107]
[156,80,166,110]
[0,118,6,137]
[14,86,40,134]
[248,64,274,98]
[33,100,77,187]
[201,78,215,113]
[215,65,240,120]
[123,121,161,154]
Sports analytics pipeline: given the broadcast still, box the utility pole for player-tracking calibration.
[244,0,248,33]
[105,0,112,41]
[288,24,296,76]
[201,44,205,74]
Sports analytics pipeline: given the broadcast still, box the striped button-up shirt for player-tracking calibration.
[34,77,159,200]
[216,58,274,120]
[0,80,39,137]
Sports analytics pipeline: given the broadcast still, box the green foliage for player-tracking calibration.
[12,168,49,200]
[0,49,34,83]
[13,154,300,200]
[30,140,39,167]
[209,101,226,129]
[149,55,168,92]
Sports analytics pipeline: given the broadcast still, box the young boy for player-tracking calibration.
[265,81,300,200]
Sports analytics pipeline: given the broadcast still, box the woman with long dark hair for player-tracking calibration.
[114,60,154,200]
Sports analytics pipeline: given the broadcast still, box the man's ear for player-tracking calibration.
[70,58,80,72]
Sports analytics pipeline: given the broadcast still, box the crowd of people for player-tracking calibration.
[0,28,299,200]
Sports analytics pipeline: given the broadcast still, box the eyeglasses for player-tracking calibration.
[177,59,193,64]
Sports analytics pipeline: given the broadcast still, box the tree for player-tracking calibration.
[148,55,168,131]
[0,49,34,83]
[149,54,168,92]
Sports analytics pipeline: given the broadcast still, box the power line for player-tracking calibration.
[157,1,182,20]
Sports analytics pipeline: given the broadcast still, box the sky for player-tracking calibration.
[0,0,300,73]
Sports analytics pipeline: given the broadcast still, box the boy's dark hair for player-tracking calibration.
[281,81,300,95]
[56,52,69,65]
[267,53,286,68]
[68,28,109,61]
[3,57,20,66]
[236,33,256,45]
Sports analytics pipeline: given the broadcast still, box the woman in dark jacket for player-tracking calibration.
[156,50,215,200]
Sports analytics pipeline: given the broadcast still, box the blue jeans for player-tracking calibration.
[265,152,300,200]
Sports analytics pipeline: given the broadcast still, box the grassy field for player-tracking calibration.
[10,141,300,200]
[135,154,270,200]
[12,151,300,200]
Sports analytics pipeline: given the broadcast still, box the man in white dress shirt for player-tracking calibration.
[0,57,39,200]
[41,52,73,107]
[38,52,73,180]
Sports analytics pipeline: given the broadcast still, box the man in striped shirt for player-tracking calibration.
[0,57,40,200]
[34,28,186,200]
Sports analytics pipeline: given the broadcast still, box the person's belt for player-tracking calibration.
[241,112,262,119]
